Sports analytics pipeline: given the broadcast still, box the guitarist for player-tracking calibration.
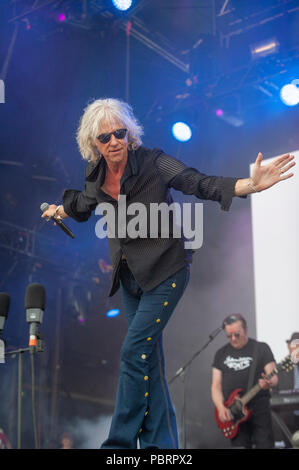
[211,314,278,448]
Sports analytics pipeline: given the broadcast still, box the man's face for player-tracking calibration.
[288,340,299,364]
[94,121,128,167]
[225,320,248,349]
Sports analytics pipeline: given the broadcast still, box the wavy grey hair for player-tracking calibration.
[76,98,144,162]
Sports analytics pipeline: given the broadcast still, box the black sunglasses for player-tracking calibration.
[226,332,241,339]
[97,128,127,144]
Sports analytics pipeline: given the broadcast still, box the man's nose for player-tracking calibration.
[109,134,119,145]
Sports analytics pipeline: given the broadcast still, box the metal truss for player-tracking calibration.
[218,0,232,17]
[218,0,299,48]
[0,220,113,288]
[4,0,299,122]
[89,0,190,73]
[6,0,299,74]
[118,16,190,74]
[0,220,61,265]
[8,0,59,24]
[141,41,299,126]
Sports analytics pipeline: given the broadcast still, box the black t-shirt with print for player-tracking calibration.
[212,338,275,410]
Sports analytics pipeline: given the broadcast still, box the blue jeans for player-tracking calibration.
[101,261,190,449]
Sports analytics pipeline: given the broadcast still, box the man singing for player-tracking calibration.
[41,98,295,449]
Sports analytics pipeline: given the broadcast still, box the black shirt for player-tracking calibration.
[212,338,275,409]
[63,146,241,296]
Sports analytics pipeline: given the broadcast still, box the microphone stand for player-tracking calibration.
[5,336,43,449]
[168,325,223,448]
[5,347,30,449]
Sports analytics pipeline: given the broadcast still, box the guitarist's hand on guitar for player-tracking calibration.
[217,405,232,422]
[258,372,273,390]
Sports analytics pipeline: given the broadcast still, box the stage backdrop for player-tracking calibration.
[251,150,299,362]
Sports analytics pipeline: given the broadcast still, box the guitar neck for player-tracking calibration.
[240,367,278,406]
[241,384,261,405]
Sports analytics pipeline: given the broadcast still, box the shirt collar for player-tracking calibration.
[121,149,138,185]
[85,149,138,184]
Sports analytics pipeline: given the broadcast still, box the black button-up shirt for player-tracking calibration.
[63,146,240,296]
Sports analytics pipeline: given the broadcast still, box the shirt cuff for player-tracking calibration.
[62,189,91,222]
[220,177,247,211]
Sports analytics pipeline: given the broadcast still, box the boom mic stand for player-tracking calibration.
[168,325,223,448]
[5,334,43,449]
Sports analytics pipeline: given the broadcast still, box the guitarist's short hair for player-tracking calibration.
[223,314,247,330]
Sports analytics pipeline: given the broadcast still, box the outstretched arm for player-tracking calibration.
[234,152,295,196]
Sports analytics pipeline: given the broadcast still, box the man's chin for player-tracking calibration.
[110,150,122,158]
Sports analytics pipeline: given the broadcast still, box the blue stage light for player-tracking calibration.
[106,308,120,318]
[280,83,299,106]
[171,122,192,142]
[112,0,133,11]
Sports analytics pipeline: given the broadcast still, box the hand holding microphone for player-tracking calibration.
[41,202,68,219]
[40,202,75,238]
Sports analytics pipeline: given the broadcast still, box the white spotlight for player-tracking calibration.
[171,122,192,142]
[112,0,133,11]
[280,83,299,107]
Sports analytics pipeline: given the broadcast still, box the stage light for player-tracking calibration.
[57,13,66,22]
[280,83,299,107]
[250,38,279,59]
[107,308,120,318]
[112,0,133,11]
[77,313,86,324]
[215,108,244,127]
[171,122,192,142]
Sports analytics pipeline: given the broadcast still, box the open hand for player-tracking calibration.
[251,152,295,192]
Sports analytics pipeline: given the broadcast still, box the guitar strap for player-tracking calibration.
[246,340,259,392]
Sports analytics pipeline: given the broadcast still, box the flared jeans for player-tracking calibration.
[101,260,190,449]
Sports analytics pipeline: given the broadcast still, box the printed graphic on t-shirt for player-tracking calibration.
[224,355,253,371]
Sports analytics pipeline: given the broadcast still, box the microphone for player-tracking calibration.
[0,293,10,363]
[25,284,45,350]
[0,293,10,334]
[40,202,75,238]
